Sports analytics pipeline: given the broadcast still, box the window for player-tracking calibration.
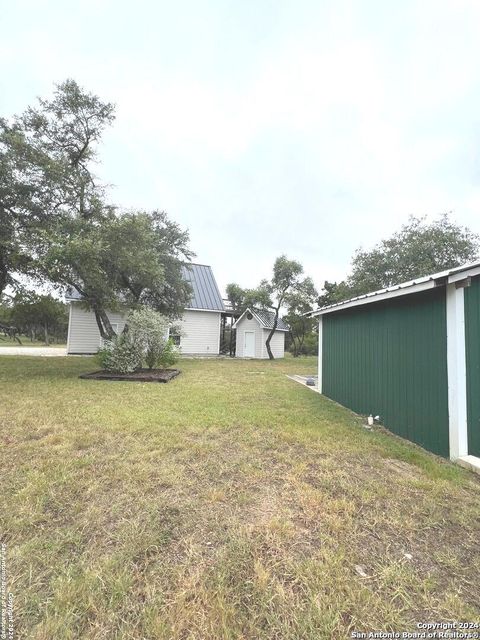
[169,327,181,346]
[246,312,253,320]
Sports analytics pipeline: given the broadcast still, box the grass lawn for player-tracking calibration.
[1,356,479,639]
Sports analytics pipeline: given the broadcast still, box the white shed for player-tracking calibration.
[234,308,289,359]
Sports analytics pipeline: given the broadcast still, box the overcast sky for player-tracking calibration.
[2,0,480,296]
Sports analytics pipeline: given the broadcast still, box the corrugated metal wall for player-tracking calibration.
[322,289,449,456]
[464,275,480,457]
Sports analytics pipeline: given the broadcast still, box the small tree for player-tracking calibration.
[261,256,312,360]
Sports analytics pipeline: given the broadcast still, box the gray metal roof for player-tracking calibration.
[254,309,289,331]
[234,308,289,331]
[65,263,225,312]
[181,264,225,311]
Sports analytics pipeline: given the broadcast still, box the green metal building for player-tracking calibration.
[310,262,480,473]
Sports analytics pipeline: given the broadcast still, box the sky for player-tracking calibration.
[1,0,480,296]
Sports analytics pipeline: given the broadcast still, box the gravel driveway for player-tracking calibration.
[0,347,67,356]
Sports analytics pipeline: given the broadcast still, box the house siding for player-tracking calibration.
[67,304,221,356]
[235,316,264,358]
[67,304,127,354]
[177,310,221,355]
[235,315,286,358]
[322,288,449,457]
[464,275,480,457]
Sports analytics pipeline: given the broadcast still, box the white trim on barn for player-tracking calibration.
[317,316,323,394]
[446,283,469,460]
[308,260,480,318]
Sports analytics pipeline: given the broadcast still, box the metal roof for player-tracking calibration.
[181,263,225,311]
[234,308,289,331]
[308,260,480,317]
[65,263,225,312]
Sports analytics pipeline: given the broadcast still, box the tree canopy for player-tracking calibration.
[0,79,115,294]
[1,80,194,338]
[318,214,480,307]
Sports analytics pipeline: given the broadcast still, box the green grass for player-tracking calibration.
[0,356,479,639]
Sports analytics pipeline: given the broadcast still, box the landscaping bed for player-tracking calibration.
[79,368,180,382]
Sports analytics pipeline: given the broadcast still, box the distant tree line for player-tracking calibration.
[0,293,68,344]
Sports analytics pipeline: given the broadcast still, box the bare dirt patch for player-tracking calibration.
[383,458,424,479]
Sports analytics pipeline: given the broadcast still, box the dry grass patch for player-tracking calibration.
[0,355,479,638]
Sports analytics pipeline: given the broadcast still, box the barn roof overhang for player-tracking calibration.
[307,260,480,318]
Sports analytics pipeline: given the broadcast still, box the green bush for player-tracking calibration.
[287,332,318,357]
[97,333,143,374]
[127,308,171,369]
[96,309,181,372]
[298,332,318,356]
[158,338,179,368]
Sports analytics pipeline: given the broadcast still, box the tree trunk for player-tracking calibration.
[44,322,50,346]
[265,308,279,360]
[93,306,116,340]
[289,331,298,357]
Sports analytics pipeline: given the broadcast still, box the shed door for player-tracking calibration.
[244,331,255,357]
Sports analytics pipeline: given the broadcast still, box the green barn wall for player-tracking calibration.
[322,288,449,457]
[464,275,480,457]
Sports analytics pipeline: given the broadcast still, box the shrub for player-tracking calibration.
[297,332,318,356]
[97,333,143,374]
[158,338,179,368]
[96,308,180,372]
[127,308,170,369]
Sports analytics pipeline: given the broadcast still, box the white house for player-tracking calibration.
[233,308,288,358]
[66,264,225,356]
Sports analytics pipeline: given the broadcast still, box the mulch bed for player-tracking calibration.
[79,368,181,383]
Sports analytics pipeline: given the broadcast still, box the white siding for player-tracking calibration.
[235,315,286,358]
[67,304,127,354]
[177,310,221,355]
[261,328,285,358]
[68,305,221,356]
[235,316,263,358]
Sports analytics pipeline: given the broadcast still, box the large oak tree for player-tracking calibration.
[1,80,193,338]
